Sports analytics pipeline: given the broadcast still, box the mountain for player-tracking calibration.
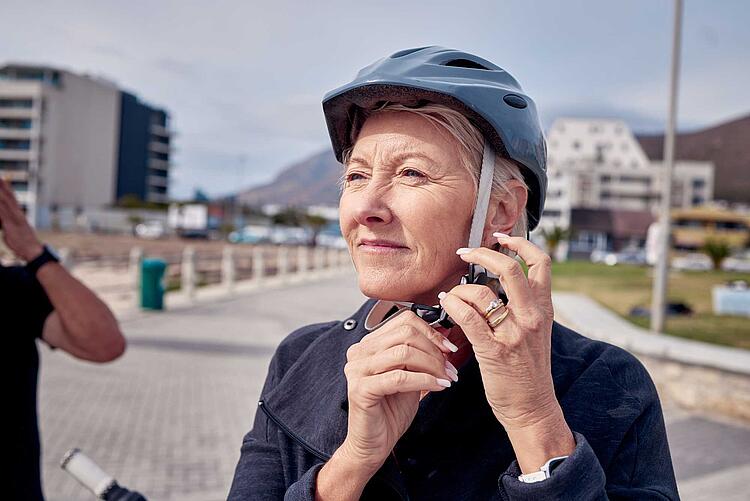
[237,150,342,206]
[235,113,750,207]
[636,114,750,204]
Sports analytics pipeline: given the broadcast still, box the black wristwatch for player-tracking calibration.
[25,245,60,276]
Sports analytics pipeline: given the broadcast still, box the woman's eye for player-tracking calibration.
[345,172,365,182]
[401,168,425,178]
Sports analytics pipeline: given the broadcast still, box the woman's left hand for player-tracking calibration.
[438,234,560,431]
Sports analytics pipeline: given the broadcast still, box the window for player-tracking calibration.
[692,178,706,189]
[572,141,581,150]
[0,139,31,150]
[0,160,29,170]
[0,98,33,108]
[542,209,561,218]
[0,118,32,129]
[716,221,747,231]
[600,175,611,183]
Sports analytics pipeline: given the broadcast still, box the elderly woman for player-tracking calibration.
[228,47,678,500]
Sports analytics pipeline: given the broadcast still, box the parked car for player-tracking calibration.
[135,220,166,239]
[591,248,647,266]
[229,225,272,244]
[722,251,750,272]
[671,253,712,271]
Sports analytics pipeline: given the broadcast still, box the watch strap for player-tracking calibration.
[25,245,59,276]
[518,455,568,483]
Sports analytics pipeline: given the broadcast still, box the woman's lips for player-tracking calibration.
[358,239,408,253]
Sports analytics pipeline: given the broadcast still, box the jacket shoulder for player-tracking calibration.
[551,321,657,407]
[271,320,340,373]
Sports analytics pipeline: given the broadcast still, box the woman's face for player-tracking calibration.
[339,111,476,305]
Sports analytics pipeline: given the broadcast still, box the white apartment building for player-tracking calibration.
[536,118,714,236]
[0,64,172,228]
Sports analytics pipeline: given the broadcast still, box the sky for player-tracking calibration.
[2,0,748,199]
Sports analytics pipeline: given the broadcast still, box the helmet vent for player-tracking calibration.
[391,47,429,58]
[443,59,490,70]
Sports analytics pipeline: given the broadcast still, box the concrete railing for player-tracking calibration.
[553,291,750,422]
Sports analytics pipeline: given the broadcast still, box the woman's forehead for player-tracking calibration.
[352,112,460,165]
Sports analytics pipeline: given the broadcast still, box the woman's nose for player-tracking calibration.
[350,185,394,227]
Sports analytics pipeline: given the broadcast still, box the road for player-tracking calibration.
[38,274,750,500]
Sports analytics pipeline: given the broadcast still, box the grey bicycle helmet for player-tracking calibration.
[322,45,547,232]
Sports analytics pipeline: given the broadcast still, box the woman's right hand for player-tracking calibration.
[338,310,458,473]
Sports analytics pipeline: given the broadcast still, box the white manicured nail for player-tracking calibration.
[493,232,510,239]
[455,247,475,255]
[442,339,459,353]
[444,366,459,382]
[436,378,452,388]
[445,360,458,373]
[437,291,447,300]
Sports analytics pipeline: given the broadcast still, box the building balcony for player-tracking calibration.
[0,149,34,161]
[150,123,170,137]
[149,140,171,154]
[0,107,37,119]
[148,174,169,187]
[146,191,169,204]
[0,169,29,181]
[0,127,37,140]
[148,158,169,171]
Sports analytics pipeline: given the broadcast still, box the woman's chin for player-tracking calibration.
[357,276,438,303]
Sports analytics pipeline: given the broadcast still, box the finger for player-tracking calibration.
[437,290,495,352]
[359,370,451,397]
[494,234,552,293]
[347,343,457,382]
[457,247,532,305]
[359,311,453,357]
[444,284,500,318]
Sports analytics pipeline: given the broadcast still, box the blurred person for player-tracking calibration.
[228,47,678,500]
[0,178,126,500]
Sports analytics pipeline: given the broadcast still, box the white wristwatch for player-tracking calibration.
[518,455,568,483]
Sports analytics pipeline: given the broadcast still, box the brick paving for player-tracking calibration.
[38,274,750,500]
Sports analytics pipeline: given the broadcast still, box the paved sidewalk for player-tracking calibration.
[38,275,750,500]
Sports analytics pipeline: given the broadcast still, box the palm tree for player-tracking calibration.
[541,225,571,262]
[702,238,732,270]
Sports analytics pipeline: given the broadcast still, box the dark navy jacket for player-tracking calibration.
[228,299,679,500]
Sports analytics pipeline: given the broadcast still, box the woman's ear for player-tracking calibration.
[483,180,528,245]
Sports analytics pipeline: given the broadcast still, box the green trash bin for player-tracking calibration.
[141,258,167,310]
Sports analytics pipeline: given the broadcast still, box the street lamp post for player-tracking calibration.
[651,0,684,333]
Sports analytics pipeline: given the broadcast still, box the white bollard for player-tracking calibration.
[252,246,265,285]
[129,247,143,305]
[181,246,196,299]
[278,246,289,279]
[297,245,308,279]
[221,246,235,293]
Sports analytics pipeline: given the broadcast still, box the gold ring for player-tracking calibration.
[487,308,510,328]
[483,298,505,319]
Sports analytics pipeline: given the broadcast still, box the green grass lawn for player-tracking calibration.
[550,261,750,350]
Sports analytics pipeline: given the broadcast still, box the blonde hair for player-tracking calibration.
[341,103,529,238]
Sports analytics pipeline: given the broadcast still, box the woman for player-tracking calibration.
[229,46,678,500]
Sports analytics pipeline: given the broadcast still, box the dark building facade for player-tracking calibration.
[116,92,171,204]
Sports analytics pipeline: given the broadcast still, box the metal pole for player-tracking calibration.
[651,0,683,333]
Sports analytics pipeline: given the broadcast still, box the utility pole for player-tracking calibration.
[651,0,683,333]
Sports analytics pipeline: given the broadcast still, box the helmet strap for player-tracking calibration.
[467,142,494,249]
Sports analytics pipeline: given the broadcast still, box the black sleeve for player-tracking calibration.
[497,357,679,500]
[227,351,325,501]
[4,266,54,339]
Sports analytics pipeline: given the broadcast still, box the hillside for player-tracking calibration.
[236,150,342,206]
[637,114,750,204]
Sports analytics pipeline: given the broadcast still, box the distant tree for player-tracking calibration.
[127,214,144,235]
[304,214,329,247]
[271,207,305,227]
[702,238,732,270]
[541,225,571,262]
